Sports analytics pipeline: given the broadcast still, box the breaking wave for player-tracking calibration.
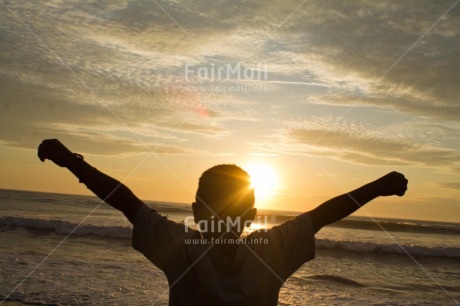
[2,216,459,259]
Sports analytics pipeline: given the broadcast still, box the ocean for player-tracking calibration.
[0,188,459,305]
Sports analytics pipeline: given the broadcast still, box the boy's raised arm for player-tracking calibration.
[309,172,408,233]
[38,139,143,224]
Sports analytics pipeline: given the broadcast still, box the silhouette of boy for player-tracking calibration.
[38,139,408,306]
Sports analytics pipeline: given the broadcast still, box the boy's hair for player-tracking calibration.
[195,164,254,218]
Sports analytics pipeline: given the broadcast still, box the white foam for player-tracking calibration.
[2,216,459,259]
[0,216,132,239]
[316,238,460,259]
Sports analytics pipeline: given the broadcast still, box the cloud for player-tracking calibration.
[434,182,460,190]
[289,129,458,167]
[258,118,460,167]
[308,94,460,121]
[228,0,460,121]
[0,76,221,155]
[1,0,459,158]
[0,20,255,127]
[0,0,267,154]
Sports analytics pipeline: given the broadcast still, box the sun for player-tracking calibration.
[243,163,278,202]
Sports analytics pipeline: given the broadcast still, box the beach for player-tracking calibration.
[1,189,459,305]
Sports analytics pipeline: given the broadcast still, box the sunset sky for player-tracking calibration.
[1,0,459,222]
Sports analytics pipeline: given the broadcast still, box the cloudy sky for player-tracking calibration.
[1,0,459,222]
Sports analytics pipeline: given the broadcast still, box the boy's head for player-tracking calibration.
[192,164,256,233]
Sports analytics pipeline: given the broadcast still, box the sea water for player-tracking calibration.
[0,189,459,305]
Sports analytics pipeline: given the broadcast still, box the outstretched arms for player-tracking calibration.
[38,139,142,224]
[309,172,408,233]
[38,139,408,232]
